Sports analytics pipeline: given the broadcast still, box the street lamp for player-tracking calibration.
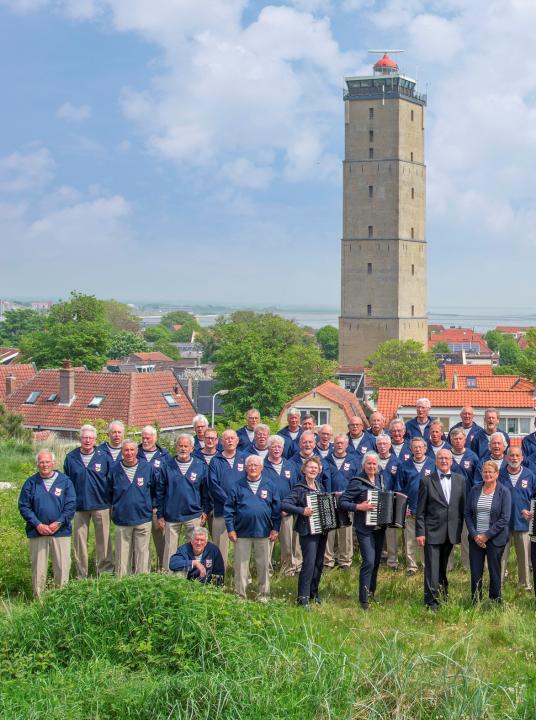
[211,389,228,427]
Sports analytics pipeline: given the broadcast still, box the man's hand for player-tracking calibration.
[200,513,207,526]
[36,523,52,536]
[521,509,532,520]
[303,507,313,517]
[192,560,207,577]
[269,530,279,542]
[357,500,376,512]
[228,530,237,543]
[416,535,426,547]
[474,533,487,548]
[157,518,165,531]
[48,521,61,534]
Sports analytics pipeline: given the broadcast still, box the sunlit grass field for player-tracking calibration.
[1,441,535,719]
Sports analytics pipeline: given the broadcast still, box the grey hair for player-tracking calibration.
[267,435,285,449]
[80,424,97,438]
[192,414,209,426]
[416,398,431,410]
[362,451,380,464]
[489,431,506,447]
[121,438,138,448]
[191,526,209,540]
[36,448,56,464]
[287,406,300,418]
[410,436,428,450]
[254,423,270,436]
[108,420,125,432]
[389,418,406,431]
[141,425,157,436]
[375,433,392,446]
[176,433,195,448]
[245,454,264,469]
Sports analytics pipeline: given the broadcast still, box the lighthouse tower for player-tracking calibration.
[338,54,428,366]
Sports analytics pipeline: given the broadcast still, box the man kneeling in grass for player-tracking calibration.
[169,526,224,585]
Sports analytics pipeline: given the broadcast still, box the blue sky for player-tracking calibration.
[1,0,536,309]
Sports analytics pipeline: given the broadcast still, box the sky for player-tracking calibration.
[1,0,536,309]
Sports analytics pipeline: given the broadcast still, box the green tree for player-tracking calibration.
[432,341,449,353]
[367,339,442,395]
[497,335,522,367]
[197,327,219,362]
[144,325,172,343]
[160,310,201,342]
[484,330,503,352]
[213,312,335,417]
[152,340,181,361]
[103,299,141,332]
[316,326,339,360]
[19,291,111,370]
[0,404,32,442]
[107,331,149,359]
[0,308,46,344]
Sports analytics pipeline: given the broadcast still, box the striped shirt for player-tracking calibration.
[476,490,494,533]
[80,451,94,467]
[122,463,138,482]
[42,472,58,492]
[107,445,122,462]
[176,459,193,475]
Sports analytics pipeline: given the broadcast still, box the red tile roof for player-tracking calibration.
[444,365,492,382]
[131,351,173,362]
[0,364,36,403]
[496,326,530,334]
[6,369,196,432]
[429,329,490,353]
[443,365,534,391]
[279,381,368,425]
[0,347,20,364]
[377,388,536,422]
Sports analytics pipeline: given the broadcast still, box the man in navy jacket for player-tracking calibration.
[471,408,510,458]
[324,434,359,570]
[157,433,210,571]
[138,424,171,570]
[224,455,280,601]
[110,439,156,576]
[19,449,76,597]
[64,423,114,579]
[277,406,303,458]
[499,445,535,590]
[448,406,482,449]
[404,398,435,442]
[169,526,224,585]
[236,408,261,450]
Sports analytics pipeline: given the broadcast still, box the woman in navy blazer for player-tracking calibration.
[465,461,511,603]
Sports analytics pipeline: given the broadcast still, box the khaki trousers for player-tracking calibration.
[234,537,270,599]
[385,527,401,568]
[447,525,470,572]
[115,522,152,577]
[324,523,354,568]
[162,517,202,572]
[30,535,71,598]
[501,531,531,589]
[404,515,423,571]
[212,515,230,568]
[278,514,303,575]
[73,508,114,579]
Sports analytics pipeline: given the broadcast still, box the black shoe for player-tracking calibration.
[360,602,369,611]
[336,565,350,572]
[297,596,310,608]
[310,594,322,604]
[426,604,439,613]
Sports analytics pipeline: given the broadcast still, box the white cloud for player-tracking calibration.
[0,147,56,192]
[56,101,92,122]
[0,0,48,12]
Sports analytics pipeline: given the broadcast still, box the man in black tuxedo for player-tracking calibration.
[416,449,465,610]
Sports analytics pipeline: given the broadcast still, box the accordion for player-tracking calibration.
[306,492,351,535]
[365,490,408,528]
[529,497,536,538]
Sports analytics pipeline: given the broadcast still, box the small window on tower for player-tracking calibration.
[369,148,374,159]
[367,305,372,316]
[410,152,414,161]
[369,130,374,142]
[368,185,373,198]
[368,226,373,238]
[411,264,415,276]
[367,263,372,274]
[369,107,374,119]
[411,110,414,121]
[411,227,415,239]
[411,187,415,199]
[411,305,415,317]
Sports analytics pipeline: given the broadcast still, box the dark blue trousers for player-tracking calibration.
[298,533,328,600]
[469,538,505,602]
[356,528,386,604]
[424,541,452,608]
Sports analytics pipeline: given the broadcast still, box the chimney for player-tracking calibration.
[452,371,458,390]
[59,359,75,405]
[5,374,16,398]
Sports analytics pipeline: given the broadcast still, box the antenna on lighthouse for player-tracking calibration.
[367,49,404,54]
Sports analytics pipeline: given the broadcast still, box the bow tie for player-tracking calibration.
[440,474,451,480]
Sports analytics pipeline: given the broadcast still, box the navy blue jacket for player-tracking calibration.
[426,440,452,460]
[277,426,302,458]
[448,421,483,448]
[465,482,511,546]
[339,473,384,535]
[405,416,436,443]
[522,431,536,460]
[157,456,210,522]
[325,453,361,493]
[193,436,223,453]
[471,429,510,458]
[450,448,480,492]
[378,453,400,492]
[169,541,225,582]
[390,441,412,464]
[475,454,506,485]
[63,447,112,512]
[498,465,535,532]
[18,471,76,538]
[262,458,298,500]
[97,441,123,464]
[137,444,171,474]
[236,426,256,451]
[224,476,281,537]
[110,460,156,526]
[346,431,376,457]
[208,452,246,517]
[396,456,436,514]
[281,477,328,536]
[290,452,332,492]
